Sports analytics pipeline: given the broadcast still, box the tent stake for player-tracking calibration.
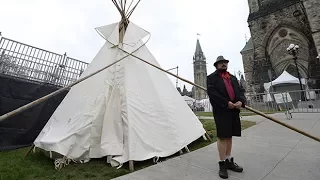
[202,135,208,141]
[205,133,212,141]
[25,144,35,158]
[129,160,134,171]
[184,146,190,153]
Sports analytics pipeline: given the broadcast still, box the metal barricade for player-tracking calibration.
[241,92,280,115]
[283,89,320,113]
[0,36,89,87]
[242,89,320,119]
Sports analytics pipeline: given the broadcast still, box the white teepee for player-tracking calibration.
[33,0,206,169]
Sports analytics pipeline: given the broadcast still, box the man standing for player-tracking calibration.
[207,56,246,179]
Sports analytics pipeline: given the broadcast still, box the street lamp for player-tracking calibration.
[286,44,305,101]
[166,66,179,88]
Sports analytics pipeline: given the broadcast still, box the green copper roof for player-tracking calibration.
[241,38,253,53]
[195,39,203,55]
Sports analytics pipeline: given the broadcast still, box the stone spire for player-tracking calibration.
[195,39,203,55]
[193,39,206,62]
[193,38,207,100]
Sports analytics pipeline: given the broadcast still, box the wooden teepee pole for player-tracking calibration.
[116,48,320,143]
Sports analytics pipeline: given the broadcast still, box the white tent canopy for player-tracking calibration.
[182,95,195,105]
[33,2,205,169]
[182,95,195,101]
[197,99,213,112]
[264,70,307,92]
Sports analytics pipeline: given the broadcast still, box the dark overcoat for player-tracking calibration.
[206,70,247,138]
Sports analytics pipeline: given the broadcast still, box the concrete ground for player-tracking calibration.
[113,113,320,180]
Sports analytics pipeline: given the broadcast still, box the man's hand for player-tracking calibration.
[234,101,243,109]
[228,101,235,109]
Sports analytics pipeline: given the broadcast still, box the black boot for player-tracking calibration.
[218,161,228,179]
[226,157,243,172]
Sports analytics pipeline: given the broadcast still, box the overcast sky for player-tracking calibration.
[0,0,251,90]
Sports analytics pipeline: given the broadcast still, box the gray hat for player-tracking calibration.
[214,56,229,67]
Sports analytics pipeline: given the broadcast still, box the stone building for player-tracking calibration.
[241,0,320,93]
[239,74,248,91]
[177,85,193,97]
[193,39,207,100]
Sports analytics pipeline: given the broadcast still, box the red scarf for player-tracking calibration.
[220,71,235,101]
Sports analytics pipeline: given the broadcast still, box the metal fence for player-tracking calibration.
[241,92,280,114]
[191,89,320,119]
[241,89,320,119]
[0,36,89,87]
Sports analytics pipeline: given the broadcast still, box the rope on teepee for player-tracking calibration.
[54,156,71,170]
[116,164,123,169]
[153,156,160,163]
[53,156,89,170]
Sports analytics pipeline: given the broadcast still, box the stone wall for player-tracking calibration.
[193,60,207,100]
[247,2,317,92]
[248,3,311,58]
[303,0,320,54]
[241,49,254,91]
[247,0,260,13]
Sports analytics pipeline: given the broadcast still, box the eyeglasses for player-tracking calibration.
[218,61,228,65]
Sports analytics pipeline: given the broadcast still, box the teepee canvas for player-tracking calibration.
[33,0,206,169]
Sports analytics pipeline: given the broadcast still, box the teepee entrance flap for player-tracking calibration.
[95,23,120,46]
[96,21,149,49]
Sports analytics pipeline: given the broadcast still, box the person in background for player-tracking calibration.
[206,56,246,179]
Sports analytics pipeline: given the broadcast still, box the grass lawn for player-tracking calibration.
[195,112,213,117]
[0,120,256,180]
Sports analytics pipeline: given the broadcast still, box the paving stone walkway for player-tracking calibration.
[113,113,320,180]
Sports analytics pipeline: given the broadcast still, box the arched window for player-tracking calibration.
[266,25,309,77]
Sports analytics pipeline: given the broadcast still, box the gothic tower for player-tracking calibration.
[241,0,320,92]
[193,39,207,100]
